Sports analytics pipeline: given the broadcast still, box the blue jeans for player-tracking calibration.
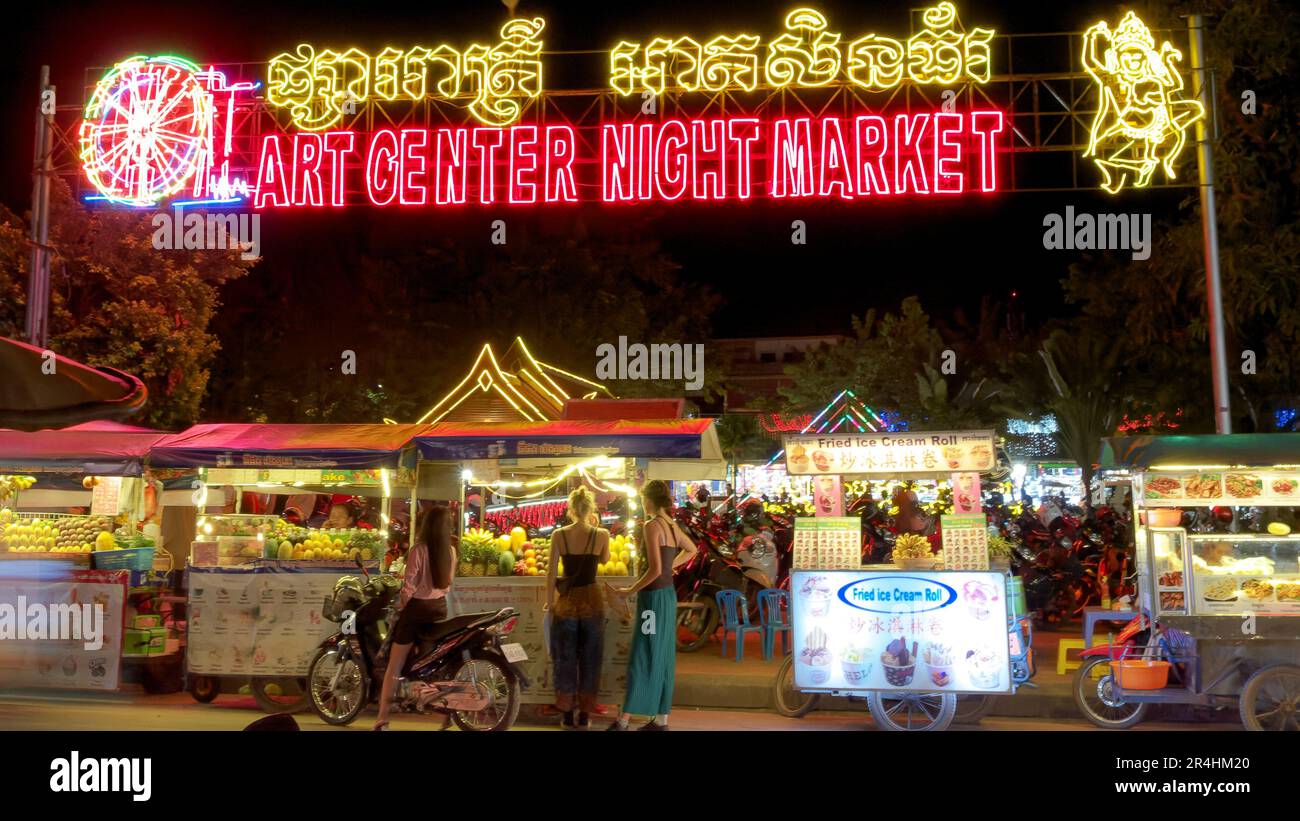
[550,615,604,712]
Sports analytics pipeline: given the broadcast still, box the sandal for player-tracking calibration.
[372,721,390,731]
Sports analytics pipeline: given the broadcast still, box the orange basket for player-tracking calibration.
[1110,659,1171,690]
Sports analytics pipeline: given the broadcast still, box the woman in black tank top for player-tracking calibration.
[545,487,610,728]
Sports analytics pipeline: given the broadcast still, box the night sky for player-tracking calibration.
[4,0,1187,337]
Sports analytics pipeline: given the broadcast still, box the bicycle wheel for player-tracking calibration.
[1073,657,1148,729]
[1239,664,1300,731]
[773,654,820,718]
[867,691,956,731]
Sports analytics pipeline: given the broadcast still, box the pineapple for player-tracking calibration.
[469,542,487,576]
[457,537,474,577]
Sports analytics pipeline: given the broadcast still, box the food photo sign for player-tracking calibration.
[790,570,1011,694]
[782,431,996,478]
[1141,470,1300,506]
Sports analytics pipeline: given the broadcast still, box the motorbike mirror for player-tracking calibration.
[356,557,369,579]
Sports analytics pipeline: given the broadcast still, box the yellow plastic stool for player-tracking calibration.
[1056,638,1087,675]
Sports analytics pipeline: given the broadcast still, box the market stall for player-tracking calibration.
[149,423,422,711]
[774,429,1036,731]
[0,427,173,692]
[1077,434,1300,730]
[410,417,722,706]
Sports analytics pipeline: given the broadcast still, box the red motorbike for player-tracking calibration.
[1072,612,1157,728]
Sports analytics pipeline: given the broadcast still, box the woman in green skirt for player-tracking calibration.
[606,480,697,731]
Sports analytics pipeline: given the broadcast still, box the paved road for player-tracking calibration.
[0,691,1237,731]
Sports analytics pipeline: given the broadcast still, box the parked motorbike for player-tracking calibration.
[673,501,789,652]
[1072,612,1156,728]
[306,561,528,729]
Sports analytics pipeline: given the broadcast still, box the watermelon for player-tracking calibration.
[499,550,516,576]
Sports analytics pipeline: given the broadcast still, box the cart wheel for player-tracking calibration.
[772,654,820,718]
[189,675,219,704]
[1073,656,1148,729]
[1239,664,1300,732]
[867,691,955,731]
[251,677,310,714]
[952,694,996,724]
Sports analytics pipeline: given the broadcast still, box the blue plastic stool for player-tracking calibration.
[757,589,791,661]
[716,589,763,662]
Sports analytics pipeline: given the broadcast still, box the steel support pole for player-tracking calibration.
[25,66,54,350]
[1187,16,1232,433]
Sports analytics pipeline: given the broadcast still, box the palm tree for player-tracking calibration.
[714,413,770,498]
[1029,331,1132,510]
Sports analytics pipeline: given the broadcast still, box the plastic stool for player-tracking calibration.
[1056,638,1087,675]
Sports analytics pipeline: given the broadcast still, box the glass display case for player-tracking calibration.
[1188,534,1300,616]
[1147,527,1188,615]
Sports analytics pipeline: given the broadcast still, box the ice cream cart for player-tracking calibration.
[776,430,1032,731]
[1076,435,1300,730]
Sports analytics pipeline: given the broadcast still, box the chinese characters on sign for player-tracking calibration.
[791,570,1011,693]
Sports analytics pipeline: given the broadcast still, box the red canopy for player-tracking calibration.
[0,428,170,476]
[150,423,428,469]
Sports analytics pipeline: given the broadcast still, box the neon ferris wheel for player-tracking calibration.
[78,55,214,207]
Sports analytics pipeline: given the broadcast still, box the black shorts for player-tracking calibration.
[392,597,448,645]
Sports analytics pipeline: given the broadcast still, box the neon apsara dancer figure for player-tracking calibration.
[1082,12,1205,194]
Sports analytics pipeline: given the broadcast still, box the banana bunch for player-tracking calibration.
[0,475,37,505]
[892,533,932,559]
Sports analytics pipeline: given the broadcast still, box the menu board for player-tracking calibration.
[792,517,860,570]
[90,477,122,516]
[1142,470,1300,506]
[0,569,127,690]
[1193,574,1300,616]
[940,514,990,570]
[188,566,342,676]
[782,430,995,477]
[447,577,633,704]
[790,570,1011,694]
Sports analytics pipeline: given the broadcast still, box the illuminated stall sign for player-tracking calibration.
[249,112,1003,208]
[79,4,1008,208]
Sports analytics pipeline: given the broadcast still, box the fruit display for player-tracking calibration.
[0,475,37,506]
[600,534,634,577]
[458,527,501,576]
[0,511,114,555]
[204,515,382,562]
[892,533,933,559]
[508,532,635,576]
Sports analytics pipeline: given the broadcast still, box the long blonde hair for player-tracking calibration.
[567,486,596,525]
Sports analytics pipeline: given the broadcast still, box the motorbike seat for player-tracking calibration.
[416,610,504,643]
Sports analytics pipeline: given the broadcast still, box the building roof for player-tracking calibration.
[415,337,613,424]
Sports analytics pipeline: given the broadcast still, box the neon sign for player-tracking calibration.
[611,4,994,96]
[248,111,1002,207]
[1082,12,1204,193]
[79,56,257,207]
[78,7,1009,208]
[267,17,545,130]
